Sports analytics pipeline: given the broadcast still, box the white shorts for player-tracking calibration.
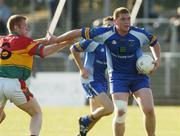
[0,77,33,107]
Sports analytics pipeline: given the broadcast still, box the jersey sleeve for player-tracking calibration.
[130,27,158,47]
[81,27,108,40]
[26,40,45,58]
[72,39,100,52]
[149,35,158,47]
[141,28,158,47]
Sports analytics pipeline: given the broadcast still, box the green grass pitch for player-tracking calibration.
[0,106,179,136]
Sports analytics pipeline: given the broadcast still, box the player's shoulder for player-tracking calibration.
[5,34,32,41]
[17,36,36,46]
[96,26,114,32]
[130,26,146,33]
[19,35,33,42]
[129,26,151,36]
[10,35,34,47]
[0,34,19,43]
[90,26,114,34]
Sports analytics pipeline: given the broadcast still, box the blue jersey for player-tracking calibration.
[72,39,107,83]
[82,26,158,80]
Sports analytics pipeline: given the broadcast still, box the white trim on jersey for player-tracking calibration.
[129,30,150,47]
[93,30,115,44]
[105,46,113,73]
[85,41,99,52]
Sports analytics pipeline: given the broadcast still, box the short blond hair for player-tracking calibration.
[103,16,113,26]
[113,7,130,20]
[7,15,27,32]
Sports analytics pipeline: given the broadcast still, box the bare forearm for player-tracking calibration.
[43,41,71,57]
[34,38,47,45]
[70,48,84,70]
[56,29,82,43]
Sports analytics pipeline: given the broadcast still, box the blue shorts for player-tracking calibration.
[82,81,108,98]
[110,74,150,94]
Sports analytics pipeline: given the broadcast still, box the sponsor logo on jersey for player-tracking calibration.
[119,47,126,55]
[112,40,117,45]
[101,48,105,52]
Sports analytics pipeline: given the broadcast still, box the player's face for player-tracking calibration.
[16,20,30,37]
[114,13,130,35]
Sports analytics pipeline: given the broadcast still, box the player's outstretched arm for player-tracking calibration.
[34,37,48,44]
[55,29,82,43]
[36,29,81,45]
[34,33,58,45]
[42,41,73,57]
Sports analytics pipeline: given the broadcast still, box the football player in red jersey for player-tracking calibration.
[0,15,71,136]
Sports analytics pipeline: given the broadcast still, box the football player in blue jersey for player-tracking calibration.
[49,7,160,136]
[70,17,114,136]
[70,40,113,136]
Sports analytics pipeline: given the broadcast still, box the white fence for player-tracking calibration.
[161,52,180,97]
[29,72,85,106]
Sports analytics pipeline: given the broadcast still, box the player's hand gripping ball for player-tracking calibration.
[136,55,155,74]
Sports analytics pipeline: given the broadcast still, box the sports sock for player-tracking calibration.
[81,115,92,126]
[30,113,42,136]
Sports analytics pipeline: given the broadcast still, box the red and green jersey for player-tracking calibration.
[0,33,45,80]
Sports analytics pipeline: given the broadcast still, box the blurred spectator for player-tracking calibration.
[170,6,180,32]
[48,0,58,19]
[92,16,114,27]
[0,0,11,35]
[103,16,114,26]
[164,6,180,42]
[93,18,103,27]
[48,0,62,29]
